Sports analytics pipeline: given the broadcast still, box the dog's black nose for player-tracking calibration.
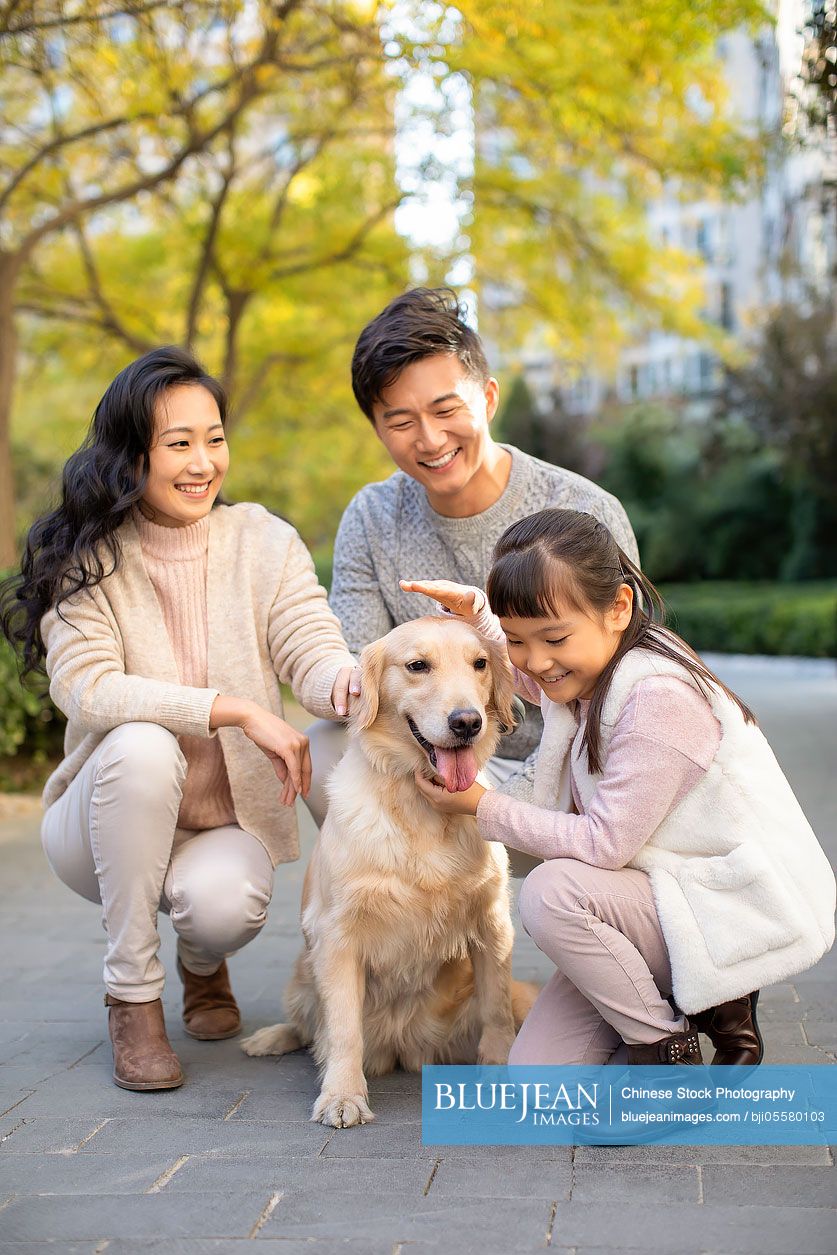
[448,708,482,739]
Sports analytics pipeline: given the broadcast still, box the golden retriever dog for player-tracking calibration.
[241,615,538,1128]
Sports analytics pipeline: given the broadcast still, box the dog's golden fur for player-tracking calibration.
[241,616,538,1128]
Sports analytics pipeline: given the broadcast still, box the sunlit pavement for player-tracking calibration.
[1,655,835,1252]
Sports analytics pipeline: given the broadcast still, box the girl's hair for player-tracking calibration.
[486,508,755,774]
[0,345,226,677]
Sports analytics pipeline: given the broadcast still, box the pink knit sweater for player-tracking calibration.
[135,510,236,831]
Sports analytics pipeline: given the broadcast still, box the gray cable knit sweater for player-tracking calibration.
[330,444,639,766]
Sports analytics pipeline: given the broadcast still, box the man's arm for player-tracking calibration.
[329,495,395,654]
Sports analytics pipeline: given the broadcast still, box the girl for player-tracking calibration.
[402,509,835,1066]
[0,347,357,1091]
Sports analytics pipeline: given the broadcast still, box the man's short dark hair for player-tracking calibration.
[351,287,491,422]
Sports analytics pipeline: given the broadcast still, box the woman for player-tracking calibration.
[0,346,356,1091]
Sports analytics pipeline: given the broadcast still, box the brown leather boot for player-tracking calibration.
[692,991,763,1065]
[627,1022,703,1065]
[105,995,184,1091]
[177,957,241,1040]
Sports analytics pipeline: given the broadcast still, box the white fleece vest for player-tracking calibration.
[532,647,836,1014]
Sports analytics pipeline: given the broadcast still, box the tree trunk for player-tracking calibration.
[0,251,22,569]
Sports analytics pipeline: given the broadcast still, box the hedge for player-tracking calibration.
[0,636,64,760]
[1,580,834,770]
[660,581,837,658]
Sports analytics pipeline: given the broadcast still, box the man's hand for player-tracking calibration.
[331,664,362,718]
[399,579,485,619]
[414,770,487,816]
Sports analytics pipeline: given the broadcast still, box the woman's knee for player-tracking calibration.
[171,860,272,956]
[99,721,186,775]
[96,722,186,804]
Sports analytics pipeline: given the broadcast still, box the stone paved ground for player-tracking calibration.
[0,656,835,1253]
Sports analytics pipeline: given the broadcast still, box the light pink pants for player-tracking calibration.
[511,858,686,1064]
[41,722,274,1003]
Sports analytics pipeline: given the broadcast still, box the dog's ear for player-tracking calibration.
[350,637,387,731]
[485,636,518,736]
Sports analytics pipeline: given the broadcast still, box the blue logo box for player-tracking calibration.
[421,1065,837,1145]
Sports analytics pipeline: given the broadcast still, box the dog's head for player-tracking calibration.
[350,616,517,792]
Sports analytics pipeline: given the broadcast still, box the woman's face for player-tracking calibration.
[140,384,229,527]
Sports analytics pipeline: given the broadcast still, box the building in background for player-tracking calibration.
[511,3,836,420]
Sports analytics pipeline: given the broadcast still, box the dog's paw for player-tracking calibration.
[311,1090,375,1128]
[477,1028,515,1066]
[240,1023,302,1057]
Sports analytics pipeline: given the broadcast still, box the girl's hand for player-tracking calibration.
[240,706,312,806]
[331,664,361,719]
[414,770,487,816]
[399,579,485,619]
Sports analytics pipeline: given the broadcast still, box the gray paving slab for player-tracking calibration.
[0,1192,274,1241]
[573,1140,833,1164]
[0,1244,96,1255]
[73,1115,330,1158]
[98,1242,399,1254]
[700,1164,837,1206]
[159,1151,432,1194]
[258,1189,553,1247]
[550,1200,837,1253]
[570,1162,701,1203]
[0,1151,179,1195]
[0,655,834,1251]
[426,1155,572,1198]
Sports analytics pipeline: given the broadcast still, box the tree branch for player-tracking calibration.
[184,139,235,347]
[72,220,155,354]
[1,0,176,37]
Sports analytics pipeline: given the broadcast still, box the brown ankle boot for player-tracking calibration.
[627,1021,703,1065]
[105,995,184,1091]
[177,957,240,1040]
[693,991,763,1065]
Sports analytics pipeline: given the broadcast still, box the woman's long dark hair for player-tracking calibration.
[486,508,755,774]
[0,346,227,677]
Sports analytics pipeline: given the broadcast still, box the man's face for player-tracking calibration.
[371,354,500,513]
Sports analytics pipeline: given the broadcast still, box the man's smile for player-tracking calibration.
[419,448,461,471]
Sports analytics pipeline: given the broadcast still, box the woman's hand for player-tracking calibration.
[399,579,485,619]
[240,707,312,806]
[414,770,487,816]
[211,696,311,806]
[331,664,362,719]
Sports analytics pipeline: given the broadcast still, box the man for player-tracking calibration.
[306,287,639,839]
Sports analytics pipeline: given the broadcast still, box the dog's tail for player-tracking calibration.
[511,980,540,1030]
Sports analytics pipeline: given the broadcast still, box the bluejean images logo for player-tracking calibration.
[421,1065,837,1146]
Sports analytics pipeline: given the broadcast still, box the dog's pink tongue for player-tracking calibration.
[434,746,478,793]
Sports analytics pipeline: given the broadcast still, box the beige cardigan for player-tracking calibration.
[41,503,355,866]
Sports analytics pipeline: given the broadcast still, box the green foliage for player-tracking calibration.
[448,0,766,358]
[0,634,64,760]
[661,581,837,657]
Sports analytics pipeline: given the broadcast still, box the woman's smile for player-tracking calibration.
[141,384,229,527]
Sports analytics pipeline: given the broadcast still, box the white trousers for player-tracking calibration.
[41,722,274,1003]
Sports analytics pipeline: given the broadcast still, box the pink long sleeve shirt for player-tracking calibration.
[465,601,722,869]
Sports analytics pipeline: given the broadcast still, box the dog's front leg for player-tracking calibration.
[310,937,374,1128]
[470,902,517,1065]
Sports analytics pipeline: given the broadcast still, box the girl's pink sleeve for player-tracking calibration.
[475,677,722,867]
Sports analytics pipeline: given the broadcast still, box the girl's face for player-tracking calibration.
[500,585,634,704]
[140,385,229,527]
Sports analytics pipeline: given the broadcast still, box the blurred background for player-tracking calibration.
[1,0,835,785]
